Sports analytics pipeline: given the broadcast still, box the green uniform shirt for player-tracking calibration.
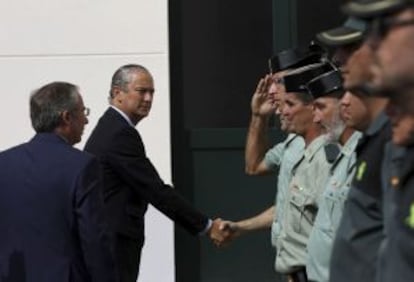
[265,134,305,250]
[275,134,331,274]
[306,131,361,282]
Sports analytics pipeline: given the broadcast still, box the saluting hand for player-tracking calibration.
[251,74,276,117]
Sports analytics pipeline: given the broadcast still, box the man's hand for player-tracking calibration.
[251,74,276,117]
[208,219,245,247]
[218,220,243,245]
[208,218,234,247]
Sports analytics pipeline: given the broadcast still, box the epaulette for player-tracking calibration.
[324,143,340,164]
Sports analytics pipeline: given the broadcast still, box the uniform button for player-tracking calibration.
[391,176,399,188]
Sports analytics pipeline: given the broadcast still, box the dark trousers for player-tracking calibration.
[114,234,144,282]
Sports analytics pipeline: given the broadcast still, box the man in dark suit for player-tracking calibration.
[0,82,116,282]
[84,64,227,282]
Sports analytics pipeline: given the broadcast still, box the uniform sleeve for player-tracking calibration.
[313,150,333,207]
[264,142,287,171]
[75,157,117,282]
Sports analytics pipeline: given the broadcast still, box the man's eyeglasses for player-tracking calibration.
[66,107,90,118]
[83,107,90,117]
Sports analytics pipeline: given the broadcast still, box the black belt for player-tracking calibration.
[286,268,308,282]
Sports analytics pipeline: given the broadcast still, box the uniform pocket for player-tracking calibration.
[289,186,317,233]
[324,181,351,230]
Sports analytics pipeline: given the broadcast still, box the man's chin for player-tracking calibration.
[287,126,299,135]
[140,111,150,117]
[280,123,288,131]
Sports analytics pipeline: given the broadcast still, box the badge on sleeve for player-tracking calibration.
[405,203,414,229]
[356,161,367,181]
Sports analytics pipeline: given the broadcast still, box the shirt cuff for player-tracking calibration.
[199,219,213,236]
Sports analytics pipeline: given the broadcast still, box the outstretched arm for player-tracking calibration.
[215,206,275,247]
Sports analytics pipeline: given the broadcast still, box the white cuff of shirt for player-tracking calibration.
[199,219,213,236]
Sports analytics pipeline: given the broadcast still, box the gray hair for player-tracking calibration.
[109,64,149,98]
[30,82,79,133]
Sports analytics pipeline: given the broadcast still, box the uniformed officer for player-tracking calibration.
[344,1,414,281]
[303,14,366,282]
[316,16,366,67]
[305,70,362,282]
[328,4,392,280]
[274,62,334,282]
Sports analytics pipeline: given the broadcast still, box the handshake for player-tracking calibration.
[207,218,242,247]
[206,206,274,246]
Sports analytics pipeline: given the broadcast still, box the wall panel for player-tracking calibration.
[0,1,173,282]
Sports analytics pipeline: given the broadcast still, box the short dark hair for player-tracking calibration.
[326,90,345,99]
[290,91,315,105]
[30,82,79,133]
[109,64,150,98]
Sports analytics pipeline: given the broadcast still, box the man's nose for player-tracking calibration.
[144,92,153,101]
[341,91,351,106]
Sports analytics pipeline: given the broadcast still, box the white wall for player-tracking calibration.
[0,1,174,281]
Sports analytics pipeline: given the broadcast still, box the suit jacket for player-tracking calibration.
[84,107,209,241]
[0,133,116,282]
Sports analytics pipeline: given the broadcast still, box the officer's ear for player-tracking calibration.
[60,110,72,126]
[111,86,124,103]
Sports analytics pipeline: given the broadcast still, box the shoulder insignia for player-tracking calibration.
[324,143,340,164]
[405,203,414,229]
[356,161,367,181]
